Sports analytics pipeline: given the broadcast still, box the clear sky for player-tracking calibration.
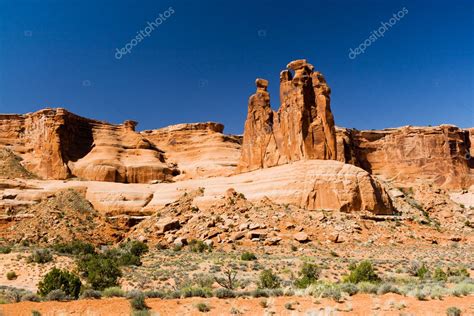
[0,0,472,134]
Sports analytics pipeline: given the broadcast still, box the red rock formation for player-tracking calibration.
[336,125,474,189]
[238,59,337,172]
[141,122,242,179]
[0,108,178,183]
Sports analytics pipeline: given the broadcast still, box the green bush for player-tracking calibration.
[37,268,82,299]
[446,306,462,316]
[129,292,149,311]
[31,311,41,316]
[6,271,17,280]
[433,268,448,282]
[294,263,320,289]
[196,302,210,312]
[447,267,469,278]
[188,240,211,253]
[143,290,166,298]
[27,249,53,264]
[241,252,257,261]
[116,252,142,266]
[343,260,380,284]
[120,240,149,257]
[258,269,280,289]
[377,282,400,295]
[77,254,122,290]
[0,245,12,254]
[181,287,212,298]
[102,287,125,297]
[53,241,96,256]
[214,288,236,298]
[416,264,430,279]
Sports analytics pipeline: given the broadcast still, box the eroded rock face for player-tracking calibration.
[0,108,178,183]
[336,125,474,189]
[141,122,242,179]
[238,59,337,172]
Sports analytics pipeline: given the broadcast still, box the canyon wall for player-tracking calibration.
[0,108,178,183]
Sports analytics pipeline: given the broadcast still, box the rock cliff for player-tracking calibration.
[0,108,179,183]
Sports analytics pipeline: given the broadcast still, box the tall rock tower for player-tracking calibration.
[237,59,337,172]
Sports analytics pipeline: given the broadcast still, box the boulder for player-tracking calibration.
[294,232,309,243]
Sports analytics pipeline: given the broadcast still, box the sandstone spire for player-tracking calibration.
[237,59,337,172]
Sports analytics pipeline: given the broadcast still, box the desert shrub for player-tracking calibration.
[214,288,236,298]
[408,287,429,301]
[357,281,379,294]
[188,240,211,253]
[120,240,149,257]
[52,241,95,256]
[294,263,320,289]
[31,311,41,316]
[241,252,257,261]
[129,291,149,311]
[433,267,448,282]
[37,268,82,299]
[196,302,210,312]
[21,292,41,302]
[80,289,102,299]
[284,302,294,310]
[102,286,125,297]
[307,282,342,302]
[131,311,150,316]
[77,253,122,290]
[194,273,214,288]
[116,252,141,266]
[340,283,358,296]
[258,269,280,289]
[143,290,166,298]
[377,282,400,295]
[6,271,17,280]
[446,306,462,316]
[0,245,12,254]
[447,267,469,278]
[250,289,270,298]
[46,289,67,301]
[416,264,430,279]
[27,249,53,264]
[181,287,212,298]
[451,282,474,296]
[343,260,380,284]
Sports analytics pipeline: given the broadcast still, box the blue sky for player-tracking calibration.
[0,0,472,134]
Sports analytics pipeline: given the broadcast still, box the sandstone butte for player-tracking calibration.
[0,59,472,216]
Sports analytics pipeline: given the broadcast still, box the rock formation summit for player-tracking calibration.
[238,59,337,172]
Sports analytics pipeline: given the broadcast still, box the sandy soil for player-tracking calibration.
[1,294,473,316]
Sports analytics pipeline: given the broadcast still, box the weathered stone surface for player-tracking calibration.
[336,125,474,189]
[141,122,241,179]
[0,108,178,183]
[238,59,337,172]
[156,217,180,234]
[8,160,394,215]
[294,232,309,242]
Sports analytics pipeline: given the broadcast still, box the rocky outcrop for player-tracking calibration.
[336,125,474,189]
[0,108,178,183]
[237,59,337,172]
[141,122,242,179]
[2,160,394,215]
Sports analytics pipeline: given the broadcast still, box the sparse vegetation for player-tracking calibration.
[27,249,53,264]
[241,252,257,261]
[6,271,17,280]
[294,263,320,288]
[196,302,210,312]
[258,269,280,289]
[446,306,462,316]
[343,260,380,284]
[37,268,82,299]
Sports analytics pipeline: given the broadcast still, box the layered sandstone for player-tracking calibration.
[0,108,178,183]
[336,125,474,189]
[1,160,394,216]
[237,59,337,172]
[141,122,242,179]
